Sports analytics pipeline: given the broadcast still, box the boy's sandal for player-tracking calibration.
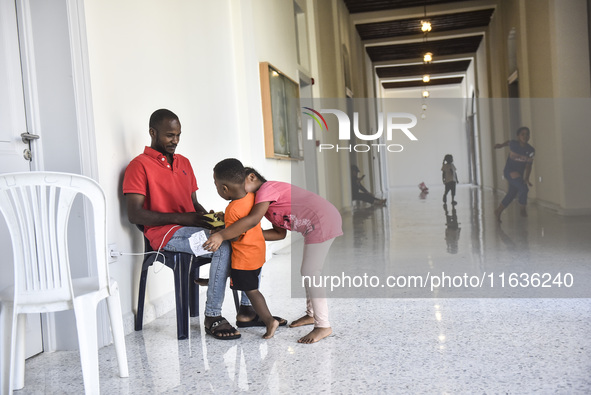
[205,317,241,340]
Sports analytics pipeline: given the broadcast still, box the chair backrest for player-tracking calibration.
[0,172,109,307]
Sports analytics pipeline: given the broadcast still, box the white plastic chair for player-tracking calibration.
[0,172,128,394]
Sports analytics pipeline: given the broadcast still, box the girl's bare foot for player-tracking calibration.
[263,318,280,339]
[298,327,332,344]
[289,315,314,328]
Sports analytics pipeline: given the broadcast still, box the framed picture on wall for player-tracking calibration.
[260,62,303,160]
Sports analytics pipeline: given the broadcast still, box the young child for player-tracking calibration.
[204,167,343,344]
[212,158,280,339]
[494,126,535,221]
[441,154,458,205]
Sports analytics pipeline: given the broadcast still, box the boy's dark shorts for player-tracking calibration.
[230,267,261,291]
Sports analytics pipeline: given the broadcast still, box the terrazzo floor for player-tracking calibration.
[17,186,591,394]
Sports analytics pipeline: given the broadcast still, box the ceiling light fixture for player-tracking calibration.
[420,1,431,115]
[421,2,432,32]
[421,2,433,64]
[421,94,428,118]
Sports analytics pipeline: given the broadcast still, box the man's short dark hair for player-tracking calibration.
[214,158,246,184]
[516,126,530,136]
[149,109,179,130]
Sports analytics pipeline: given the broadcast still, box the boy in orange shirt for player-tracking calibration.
[213,158,280,339]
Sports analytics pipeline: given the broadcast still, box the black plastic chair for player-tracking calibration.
[135,226,239,340]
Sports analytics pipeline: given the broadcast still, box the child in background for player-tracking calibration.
[204,167,343,344]
[493,126,535,221]
[441,154,458,205]
[212,158,280,339]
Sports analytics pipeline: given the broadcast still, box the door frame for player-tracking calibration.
[15,0,100,351]
[17,0,97,178]
[298,71,319,195]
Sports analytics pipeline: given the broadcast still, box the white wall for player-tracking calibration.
[549,1,591,212]
[83,0,254,321]
[250,0,304,187]
[380,85,469,188]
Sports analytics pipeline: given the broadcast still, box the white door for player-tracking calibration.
[0,0,44,359]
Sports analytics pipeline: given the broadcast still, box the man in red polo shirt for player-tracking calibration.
[123,109,254,339]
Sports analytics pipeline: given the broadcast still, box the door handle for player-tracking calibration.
[23,148,32,161]
[21,132,40,143]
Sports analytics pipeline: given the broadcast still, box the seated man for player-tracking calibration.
[350,165,386,206]
[122,108,255,339]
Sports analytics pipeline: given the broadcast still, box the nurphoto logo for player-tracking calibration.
[302,107,419,153]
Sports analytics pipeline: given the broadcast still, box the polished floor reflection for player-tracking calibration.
[20,186,591,393]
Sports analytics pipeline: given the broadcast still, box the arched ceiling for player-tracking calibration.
[343,0,497,90]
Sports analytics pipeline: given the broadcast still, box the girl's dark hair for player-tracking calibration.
[244,167,267,183]
[516,126,530,136]
[443,154,453,164]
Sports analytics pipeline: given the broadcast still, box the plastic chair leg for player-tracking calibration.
[106,282,129,378]
[12,313,26,390]
[1,303,22,393]
[232,290,240,312]
[189,279,199,318]
[172,254,192,340]
[73,296,100,395]
[189,256,199,318]
[135,265,149,331]
[0,305,10,394]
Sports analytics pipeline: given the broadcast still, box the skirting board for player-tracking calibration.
[487,186,591,216]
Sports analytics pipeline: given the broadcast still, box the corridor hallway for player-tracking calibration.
[20,186,591,393]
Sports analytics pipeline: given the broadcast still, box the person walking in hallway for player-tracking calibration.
[494,126,535,222]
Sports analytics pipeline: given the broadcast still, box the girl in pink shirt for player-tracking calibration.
[204,168,342,344]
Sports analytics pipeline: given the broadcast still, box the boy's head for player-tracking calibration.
[213,158,247,201]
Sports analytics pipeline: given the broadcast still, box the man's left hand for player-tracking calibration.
[193,214,214,229]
